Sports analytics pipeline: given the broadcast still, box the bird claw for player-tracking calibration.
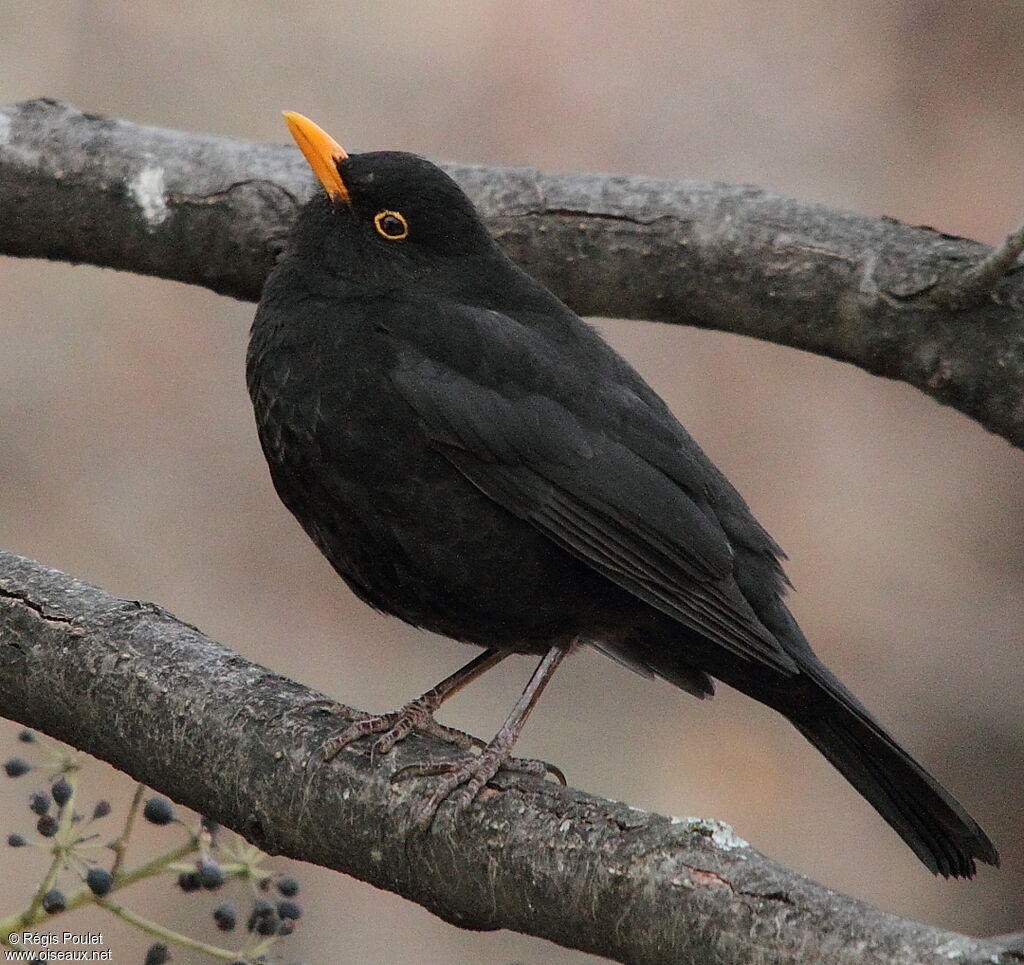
[320,698,483,763]
[511,757,567,786]
[401,751,506,830]
[316,649,569,827]
[393,751,566,828]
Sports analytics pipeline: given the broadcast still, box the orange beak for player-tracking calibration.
[282,111,351,204]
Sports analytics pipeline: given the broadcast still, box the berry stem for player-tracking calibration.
[0,836,198,944]
[110,782,146,875]
[96,897,239,961]
[20,761,81,924]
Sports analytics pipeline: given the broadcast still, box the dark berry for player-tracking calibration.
[17,730,35,743]
[51,777,72,807]
[212,903,236,932]
[143,943,169,965]
[37,814,59,838]
[278,918,295,936]
[254,914,278,937]
[4,757,30,777]
[92,800,112,820]
[176,871,200,893]
[277,899,302,921]
[41,888,65,913]
[142,796,174,825]
[196,859,224,890]
[252,897,273,916]
[246,898,275,933]
[276,875,299,897]
[257,875,271,891]
[29,792,51,815]
[7,833,27,847]
[85,867,113,896]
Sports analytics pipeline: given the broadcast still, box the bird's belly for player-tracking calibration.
[261,404,626,653]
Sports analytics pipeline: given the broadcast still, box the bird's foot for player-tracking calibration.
[320,697,484,764]
[394,746,566,829]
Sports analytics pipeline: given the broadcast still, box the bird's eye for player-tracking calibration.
[374,210,409,240]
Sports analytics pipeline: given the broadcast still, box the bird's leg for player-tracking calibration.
[400,643,571,829]
[322,648,508,762]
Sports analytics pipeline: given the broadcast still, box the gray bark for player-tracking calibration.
[2,97,1024,448]
[0,549,1019,965]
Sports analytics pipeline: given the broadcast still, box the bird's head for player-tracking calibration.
[282,111,497,280]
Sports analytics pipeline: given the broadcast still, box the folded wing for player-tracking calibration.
[393,349,798,676]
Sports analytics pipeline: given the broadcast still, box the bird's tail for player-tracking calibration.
[780,664,998,877]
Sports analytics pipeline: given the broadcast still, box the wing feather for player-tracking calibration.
[395,351,798,675]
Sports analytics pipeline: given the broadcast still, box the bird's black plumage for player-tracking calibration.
[248,118,998,876]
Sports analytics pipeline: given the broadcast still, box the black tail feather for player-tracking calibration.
[784,668,998,878]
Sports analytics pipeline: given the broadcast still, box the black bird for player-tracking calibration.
[247,111,998,877]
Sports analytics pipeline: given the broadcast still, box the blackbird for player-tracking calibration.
[247,111,998,877]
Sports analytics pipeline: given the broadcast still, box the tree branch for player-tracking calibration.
[2,98,1024,448]
[0,548,1018,965]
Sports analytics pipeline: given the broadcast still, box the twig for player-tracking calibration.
[109,782,146,875]
[936,220,1024,310]
[97,897,238,961]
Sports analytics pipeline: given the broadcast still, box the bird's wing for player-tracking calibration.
[392,350,798,675]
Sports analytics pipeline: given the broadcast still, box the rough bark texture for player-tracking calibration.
[0,549,1018,965]
[2,98,1024,448]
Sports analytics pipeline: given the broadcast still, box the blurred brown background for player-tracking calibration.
[1,2,1022,962]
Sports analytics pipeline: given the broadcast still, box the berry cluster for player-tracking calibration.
[2,730,305,964]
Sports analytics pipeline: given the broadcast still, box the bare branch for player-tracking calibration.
[2,98,1024,448]
[0,548,1018,965]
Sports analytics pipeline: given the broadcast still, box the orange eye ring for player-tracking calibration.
[374,210,409,240]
